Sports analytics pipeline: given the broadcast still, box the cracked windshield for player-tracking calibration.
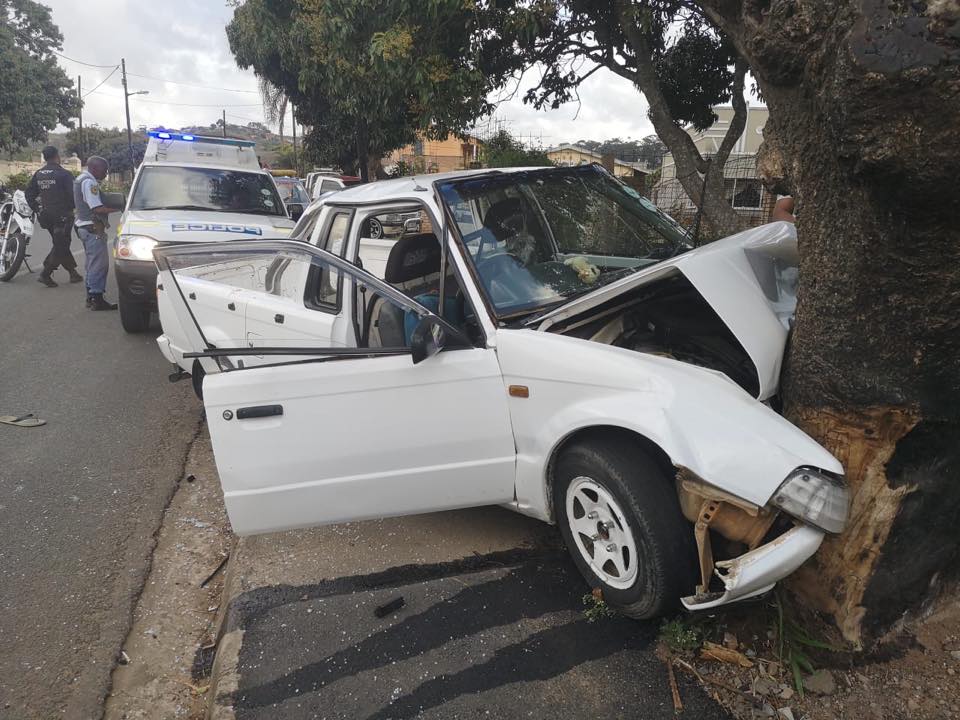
[440,165,690,318]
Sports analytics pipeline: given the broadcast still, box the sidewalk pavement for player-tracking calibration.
[206,507,731,720]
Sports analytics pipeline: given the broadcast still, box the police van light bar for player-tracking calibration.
[147,130,255,148]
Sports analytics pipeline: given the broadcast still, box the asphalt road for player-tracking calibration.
[0,226,200,718]
[230,547,732,720]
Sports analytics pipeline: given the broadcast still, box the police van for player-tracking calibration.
[114,131,295,332]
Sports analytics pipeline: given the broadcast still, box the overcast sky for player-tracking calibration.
[45,0,656,147]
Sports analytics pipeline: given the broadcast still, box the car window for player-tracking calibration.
[310,212,350,308]
[130,166,286,217]
[356,209,425,280]
[320,179,341,192]
[161,243,437,369]
[290,203,324,243]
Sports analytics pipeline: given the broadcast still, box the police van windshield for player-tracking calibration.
[130,166,286,216]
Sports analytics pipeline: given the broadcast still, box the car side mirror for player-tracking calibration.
[287,202,304,221]
[410,315,448,365]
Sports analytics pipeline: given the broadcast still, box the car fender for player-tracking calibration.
[494,329,842,521]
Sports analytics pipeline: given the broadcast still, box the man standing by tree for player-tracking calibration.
[73,156,118,311]
[25,146,82,287]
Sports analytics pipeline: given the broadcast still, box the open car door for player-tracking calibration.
[154,240,517,535]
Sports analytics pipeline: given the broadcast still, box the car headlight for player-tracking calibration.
[772,468,849,534]
[117,235,158,261]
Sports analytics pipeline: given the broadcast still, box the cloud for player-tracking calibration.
[47,1,654,144]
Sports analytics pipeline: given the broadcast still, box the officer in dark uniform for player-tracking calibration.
[25,146,82,287]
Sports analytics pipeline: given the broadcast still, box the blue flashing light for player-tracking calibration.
[147,129,257,148]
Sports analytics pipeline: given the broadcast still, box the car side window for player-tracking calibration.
[308,211,350,308]
[320,179,340,192]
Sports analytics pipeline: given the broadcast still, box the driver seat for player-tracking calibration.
[365,233,442,347]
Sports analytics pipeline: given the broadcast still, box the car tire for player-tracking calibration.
[367,217,383,239]
[119,298,151,333]
[554,437,697,619]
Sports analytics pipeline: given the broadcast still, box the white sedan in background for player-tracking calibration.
[154,164,848,617]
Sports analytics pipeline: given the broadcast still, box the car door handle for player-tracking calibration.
[274,313,284,324]
[188,292,196,300]
[236,404,283,420]
[227,302,236,311]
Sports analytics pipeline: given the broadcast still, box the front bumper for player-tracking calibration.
[681,524,824,611]
[115,258,158,309]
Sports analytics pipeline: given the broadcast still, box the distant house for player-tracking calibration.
[652,106,774,228]
[387,134,484,174]
[546,144,649,180]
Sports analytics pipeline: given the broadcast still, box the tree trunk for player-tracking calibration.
[356,124,370,183]
[611,0,748,234]
[697,0,960,645]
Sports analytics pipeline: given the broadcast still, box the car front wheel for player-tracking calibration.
[119,297,151,333]
[554,438,696,619]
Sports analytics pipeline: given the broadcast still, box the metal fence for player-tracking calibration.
[649,153,777,243]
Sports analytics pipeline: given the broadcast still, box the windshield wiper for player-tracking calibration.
[230,208,283,216]
[139,205,215,212]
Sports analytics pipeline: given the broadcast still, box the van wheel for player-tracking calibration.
[554,438,696,619]
[119,298,150,333]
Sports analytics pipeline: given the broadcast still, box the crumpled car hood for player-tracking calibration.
[532,222,799,400]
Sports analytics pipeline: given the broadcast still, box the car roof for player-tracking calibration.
[328,167,552,204]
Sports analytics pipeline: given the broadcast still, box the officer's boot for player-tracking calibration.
[37,269,58,288]
[89,294,118,311]
[67,269,83,283]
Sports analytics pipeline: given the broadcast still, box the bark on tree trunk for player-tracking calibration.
[697,0,960,645]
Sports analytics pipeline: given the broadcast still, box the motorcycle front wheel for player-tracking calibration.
[0,231,26,281]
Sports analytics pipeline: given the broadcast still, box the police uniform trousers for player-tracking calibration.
[43,217,78,273]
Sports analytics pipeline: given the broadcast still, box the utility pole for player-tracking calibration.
[222,110,227,138]
[120,59,149,180]
[77,75,84,163]
[291,104,298,176]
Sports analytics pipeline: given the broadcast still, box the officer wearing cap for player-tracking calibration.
[74,156,120,310]
[25,146,82,287]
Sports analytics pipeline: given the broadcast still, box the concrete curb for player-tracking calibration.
[205,537,243,720]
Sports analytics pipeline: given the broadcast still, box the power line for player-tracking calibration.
[82,66,120,98]
[127,72,259,95]
[87,89,261,108]
[7,27,119,68]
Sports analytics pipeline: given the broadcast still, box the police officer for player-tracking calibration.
[74,156,120,310]
[25,146,82,287]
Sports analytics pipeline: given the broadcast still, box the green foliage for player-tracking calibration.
[772,590,839,697]
[573,135,666,168]
[659,617,702,654]
[65,126,147,174]
[0,0,81,154]
[2,170,32,191]
[273,143,297,170]
[581,593,616,623]
[483,130,554,168]
[227,0,492,179]
[389,159,415,177]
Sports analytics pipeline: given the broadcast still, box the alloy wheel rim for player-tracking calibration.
[0,235,15,272]
[566,476,639,589]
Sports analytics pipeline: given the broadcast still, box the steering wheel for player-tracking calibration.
[475,252,526,305]
[462,227,497,262]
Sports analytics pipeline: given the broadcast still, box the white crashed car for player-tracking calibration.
[154,164,848,617]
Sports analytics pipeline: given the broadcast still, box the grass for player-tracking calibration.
[772,589,839,697]
[660,617,703,654]
[582,592,617,623]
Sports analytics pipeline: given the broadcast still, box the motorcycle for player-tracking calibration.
[0,185,35,282]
